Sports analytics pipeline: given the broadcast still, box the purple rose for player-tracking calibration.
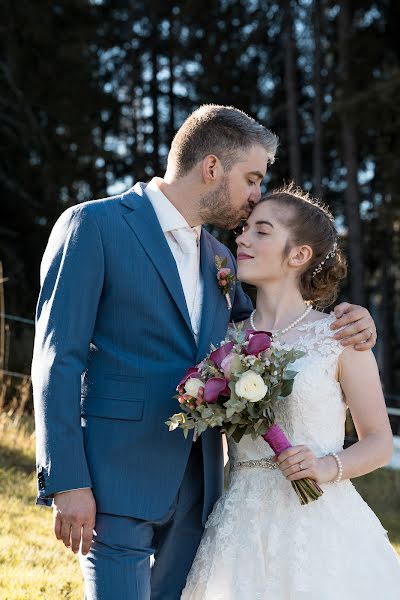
[244,331,272,356]
[209,341,235,369]
[203,377,231,404]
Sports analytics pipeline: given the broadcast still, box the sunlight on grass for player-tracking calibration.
[0,414,83,599]
[352,468,400,554]
[0,413,399,598]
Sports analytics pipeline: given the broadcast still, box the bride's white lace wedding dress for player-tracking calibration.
[181,315,400,599]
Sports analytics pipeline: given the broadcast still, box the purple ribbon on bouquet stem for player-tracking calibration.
[263,423,324,505]
[263,423,292,454]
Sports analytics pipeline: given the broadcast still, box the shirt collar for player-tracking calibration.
[145,177,202,239]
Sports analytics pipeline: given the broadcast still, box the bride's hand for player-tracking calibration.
[276,445,338,484]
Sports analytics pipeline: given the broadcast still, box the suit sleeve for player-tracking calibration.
[31,205,104,505]
[226,248,254,323]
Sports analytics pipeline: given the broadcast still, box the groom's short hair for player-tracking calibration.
[168,104,278,177]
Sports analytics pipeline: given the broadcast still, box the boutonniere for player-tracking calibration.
[215,255,236,310]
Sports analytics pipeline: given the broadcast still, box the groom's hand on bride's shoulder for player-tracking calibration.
[53,488,96,555]
[330,302,377,351]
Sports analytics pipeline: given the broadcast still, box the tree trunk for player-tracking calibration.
[150,28,160,174]
[283,0,302,184]
[168,19,176,143]
[312,0,323,197]
[338,0,365,305]
[380,238,393,392]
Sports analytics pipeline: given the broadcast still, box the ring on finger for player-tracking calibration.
[299,462,303,471]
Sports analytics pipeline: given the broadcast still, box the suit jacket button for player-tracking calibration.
[38,469,46,491]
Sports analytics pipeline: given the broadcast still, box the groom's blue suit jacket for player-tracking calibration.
[32,182,253,523]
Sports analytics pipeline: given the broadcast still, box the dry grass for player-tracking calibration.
[0,413,83,599]
[0,413,399,599]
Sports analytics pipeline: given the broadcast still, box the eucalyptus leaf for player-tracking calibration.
[230,426,246,443]
[200,407,214,419]
[283,369,298,380]
[225,406,236,419]
[196,421,208,435]
[281,379,294,397]
[227,423,237,436]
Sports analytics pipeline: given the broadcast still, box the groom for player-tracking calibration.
[32,104,376,599]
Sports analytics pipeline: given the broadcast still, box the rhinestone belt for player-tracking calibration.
[230,456,279,470]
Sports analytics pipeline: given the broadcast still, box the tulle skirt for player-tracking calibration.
[181,467,400,600]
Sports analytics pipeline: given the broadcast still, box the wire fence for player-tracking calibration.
[0,312,399,424]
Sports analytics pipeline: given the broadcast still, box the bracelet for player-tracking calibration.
[328,452,343,483]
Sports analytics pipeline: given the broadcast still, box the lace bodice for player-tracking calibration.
[228,314,347,463]
[182,313,400,600]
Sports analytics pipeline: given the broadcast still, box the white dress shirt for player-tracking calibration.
[145,177,204,342]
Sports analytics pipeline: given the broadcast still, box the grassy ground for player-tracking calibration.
[0,414,399,599]
[0,414,83,599]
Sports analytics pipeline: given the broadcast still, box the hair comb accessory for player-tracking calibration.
[312,241,338,278]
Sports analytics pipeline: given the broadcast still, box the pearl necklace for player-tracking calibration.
[249,303,313,339]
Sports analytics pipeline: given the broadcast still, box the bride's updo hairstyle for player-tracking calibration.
[261,183,347,307]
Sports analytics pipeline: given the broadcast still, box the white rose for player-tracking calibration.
[184,378,203,397]
[235,371,268,402]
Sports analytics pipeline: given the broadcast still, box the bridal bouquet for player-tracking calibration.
[166,326,323,505]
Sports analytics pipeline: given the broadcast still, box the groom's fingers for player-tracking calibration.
[332,316,371,341]
[60,519,72,548]
[331,302,363,325]
[53,510,62,540]
[70,523,83,554]
[51,489,97,553]
[81,523,95,555]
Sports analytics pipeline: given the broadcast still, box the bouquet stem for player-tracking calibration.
[263,424,324,505]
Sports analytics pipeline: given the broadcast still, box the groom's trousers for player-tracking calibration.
[80,440,205,600]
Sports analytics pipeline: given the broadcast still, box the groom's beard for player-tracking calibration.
[199,177,252,230]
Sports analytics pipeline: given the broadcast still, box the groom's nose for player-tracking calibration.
[249,186,262,205]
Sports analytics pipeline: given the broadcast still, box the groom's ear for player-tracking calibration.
[202,154,222,183]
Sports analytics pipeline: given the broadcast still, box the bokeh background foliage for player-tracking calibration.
[1,0,399,397]
[1,2,399,597]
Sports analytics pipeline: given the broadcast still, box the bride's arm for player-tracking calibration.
[278,347,393,484]
[329,347,393,479]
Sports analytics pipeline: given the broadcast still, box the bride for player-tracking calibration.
[181,185,400,599]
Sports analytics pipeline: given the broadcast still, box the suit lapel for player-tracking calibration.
[121,184,194,338]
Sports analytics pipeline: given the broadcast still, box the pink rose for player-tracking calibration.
[218,268,231,279]
[220,352,236,380]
